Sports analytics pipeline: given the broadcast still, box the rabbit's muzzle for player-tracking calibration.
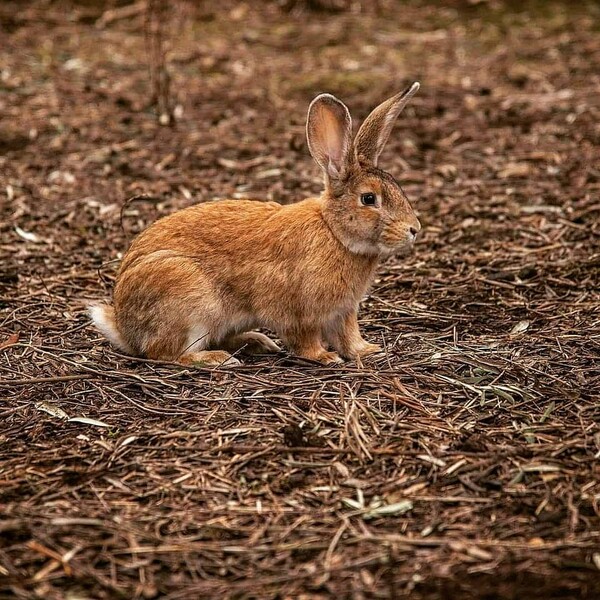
[380,216,421,254]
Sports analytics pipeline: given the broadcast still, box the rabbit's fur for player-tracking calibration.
[91,83,422,366]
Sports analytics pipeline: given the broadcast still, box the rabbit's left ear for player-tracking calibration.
[354,82,420,167]
[306,93,353,181]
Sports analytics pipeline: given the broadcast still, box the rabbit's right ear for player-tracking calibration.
[306,94,353,182]
[354,82,420,167]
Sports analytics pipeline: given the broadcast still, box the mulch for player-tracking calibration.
[1,1,599,598]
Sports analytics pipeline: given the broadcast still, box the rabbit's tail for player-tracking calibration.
[88,303,132,353]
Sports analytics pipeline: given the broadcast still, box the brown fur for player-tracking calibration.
[90,85,422,366]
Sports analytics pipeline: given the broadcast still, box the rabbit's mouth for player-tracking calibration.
[379,228,417,256]
[378,240,415,258]
[339,230,415,257]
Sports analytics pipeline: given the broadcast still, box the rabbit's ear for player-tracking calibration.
[354,82,420,167]
[306,93,353,181]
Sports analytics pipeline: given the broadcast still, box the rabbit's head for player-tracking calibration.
[307,83,421,256]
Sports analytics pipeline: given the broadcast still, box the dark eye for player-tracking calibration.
[360,192,377,206]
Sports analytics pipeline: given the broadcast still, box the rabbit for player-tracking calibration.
[90,82,422,367]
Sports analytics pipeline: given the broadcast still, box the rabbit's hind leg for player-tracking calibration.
[179,350,241,368]
[116,255,240,368]
[177,322,241,367]
[144,325,241,367]
[145,330,241,368]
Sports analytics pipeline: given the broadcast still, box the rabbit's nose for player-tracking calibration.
[409,219,422,237]
[406,219,421,243]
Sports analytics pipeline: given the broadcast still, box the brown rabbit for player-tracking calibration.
[90,83,422,367]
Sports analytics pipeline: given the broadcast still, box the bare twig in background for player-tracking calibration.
[280,0,350,13]
[145,0,173,125]
[96,0,147,29]
[279,0,386,14]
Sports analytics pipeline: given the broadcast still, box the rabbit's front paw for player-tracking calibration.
[356,343,383,357]
[340,342,383,360]
[315,350,344,365]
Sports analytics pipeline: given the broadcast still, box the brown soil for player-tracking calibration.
[1,1,599,598]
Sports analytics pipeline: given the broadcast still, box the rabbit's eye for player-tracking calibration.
[361,192,377,206]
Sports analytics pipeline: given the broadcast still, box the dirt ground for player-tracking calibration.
[1,0,599,598]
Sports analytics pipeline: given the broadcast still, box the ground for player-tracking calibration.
[1,0,599,598]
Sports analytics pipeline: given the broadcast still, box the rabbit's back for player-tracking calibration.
[118,199,283,276]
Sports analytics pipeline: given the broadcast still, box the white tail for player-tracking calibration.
[88,304,131,353]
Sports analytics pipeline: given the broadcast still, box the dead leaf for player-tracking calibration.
[15,226,41,243]
[35,402,69,420]
[363,500,413,519]
[0,332,19,351]
[498,163,531,178]
[510,320,530,335]
[68,417,111,428]
[466,545,493,561]
[401,482,429,496]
